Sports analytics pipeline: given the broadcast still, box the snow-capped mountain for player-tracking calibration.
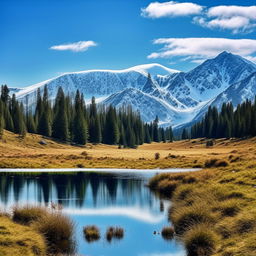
[161,51,256,108]
[12,52,256,128]
[15,63,179,107]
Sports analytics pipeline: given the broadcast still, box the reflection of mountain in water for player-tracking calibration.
[0,172,155,210]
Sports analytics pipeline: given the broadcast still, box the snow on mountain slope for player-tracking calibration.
[15,63,179,107]
[177,72,256,131]
[126,63,180,76]
[163,51,256,108]
[12,52,256,127]
[102,88,187,125]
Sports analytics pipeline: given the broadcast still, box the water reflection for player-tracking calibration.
[0,172,151,209]
[0,171,186,256]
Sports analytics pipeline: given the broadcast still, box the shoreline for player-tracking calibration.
[0,167,201,173]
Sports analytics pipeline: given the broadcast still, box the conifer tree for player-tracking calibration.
[103,106,119,145]
[52,87,69,141]
[0,101,4,138]
[37,86,51,136]
[181,128,189,140]
[72,90,87,145]
[144,124,151,143]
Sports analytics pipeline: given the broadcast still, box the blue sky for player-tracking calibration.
[1,0,256,87]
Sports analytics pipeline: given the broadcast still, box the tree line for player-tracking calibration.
[181,97,256,140]
[0,85,174,147]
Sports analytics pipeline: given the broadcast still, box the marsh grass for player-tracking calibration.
[12,205,46,225]
[33,213,75,255]
[161,226,174,240]
[106,227,124,242]
[183,224,218,256]
[171,203,216,235]
[83,225,100,242]
[12,205,75,255]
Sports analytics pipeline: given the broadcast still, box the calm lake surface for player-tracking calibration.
[0,169,193,256]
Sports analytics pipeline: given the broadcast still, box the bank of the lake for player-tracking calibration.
[0,169,189,256]
[149,141,256,256]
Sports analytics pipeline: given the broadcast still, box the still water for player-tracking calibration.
[0,169,192,256]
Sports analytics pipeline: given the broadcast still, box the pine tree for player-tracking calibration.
[52,88,69,141]
[181,128,189,140]
[103,106,119,145]
[144,124,151,143]
[0,101,4,138]
[153,116,159,142]
[72,90,87,145]
[26,112,36,133]
[126,124,136,148]
[37,86,51,136]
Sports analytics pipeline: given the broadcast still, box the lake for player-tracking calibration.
[0,169,194,256]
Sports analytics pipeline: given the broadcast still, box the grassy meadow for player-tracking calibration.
[1,130,256,255]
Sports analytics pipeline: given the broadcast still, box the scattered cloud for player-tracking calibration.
[194,5,256,33]
[141,1,203,18]
[50,41,97,52]
[148,37,256,63]
[142,2,256,33]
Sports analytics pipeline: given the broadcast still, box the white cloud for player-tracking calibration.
[50,41,97,52]
[142,2,256,33]
[208,5,256,20]
[195,5,256,33]
[148,37,256,62]
[141,1,203,18]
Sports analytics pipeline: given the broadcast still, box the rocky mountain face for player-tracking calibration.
[12,52,256,127]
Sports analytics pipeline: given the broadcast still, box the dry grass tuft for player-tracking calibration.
[106,226,124,242]
[83,225,100,242]
[161,226,175,240]
[184,224,218,256]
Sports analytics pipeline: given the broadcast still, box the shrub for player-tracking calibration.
[33,213,75,255]
[171,204,215,234]
[184,225,218,256]
[106,227,124,242]
[158,180,179,197]
[206,140,214,147]
[83,225,100,242]
[161,226,175,240]
[205,159,229,168]
[155,152,160,160]
[12,205,47,225]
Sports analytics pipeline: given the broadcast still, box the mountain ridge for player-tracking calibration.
[10,52,256,129]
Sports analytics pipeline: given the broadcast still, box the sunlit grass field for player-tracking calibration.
[1,130,256,255]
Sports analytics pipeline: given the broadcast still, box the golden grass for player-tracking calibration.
[2,130,256,255]
[12,205,75,255]
[0,215,46,256]
[83,225,100,242]
[1,130,255,169]
[149,146,256,256]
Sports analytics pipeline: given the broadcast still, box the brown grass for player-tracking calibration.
[12,205,75,255]
[83,225,100,242]
[106,227,124,242]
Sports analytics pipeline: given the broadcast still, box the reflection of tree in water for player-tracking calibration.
[0,172,154,209]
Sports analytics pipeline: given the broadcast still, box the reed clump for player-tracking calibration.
[12,205,47,225]
[12,205,75,254]
[106,226,124,242]
[161,226,175,240]
[83,225,100,242]
[183,224,218,256]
